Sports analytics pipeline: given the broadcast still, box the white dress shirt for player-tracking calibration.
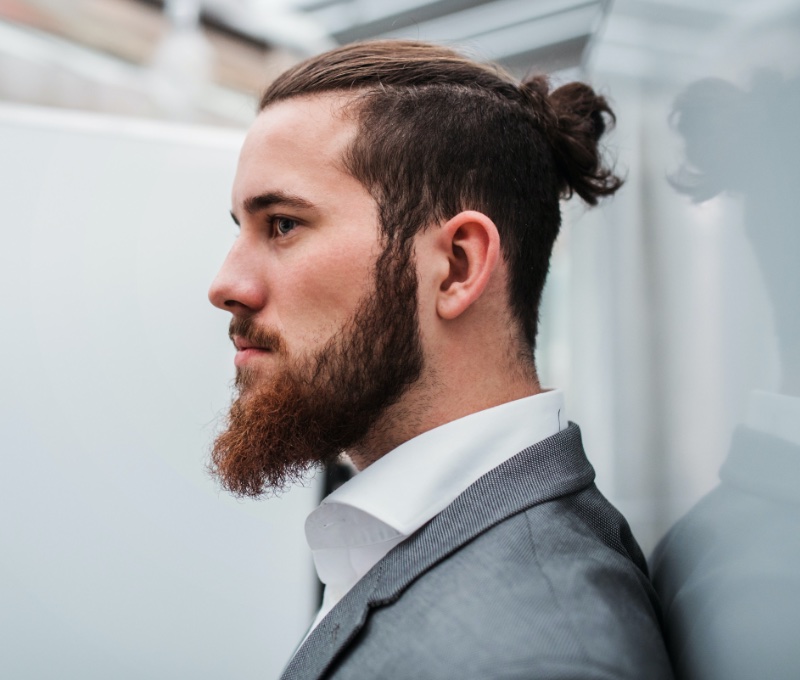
[744,389,800,447]
[304,389,567,632]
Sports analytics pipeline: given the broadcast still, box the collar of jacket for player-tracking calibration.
[282,422,594,680]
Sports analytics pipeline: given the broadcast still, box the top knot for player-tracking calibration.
[519,75,623,205]
[519,76,560,133]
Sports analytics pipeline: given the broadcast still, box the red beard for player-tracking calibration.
[209,243,424,497]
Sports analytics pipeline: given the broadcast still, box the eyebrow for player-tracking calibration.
[230,191,317,226]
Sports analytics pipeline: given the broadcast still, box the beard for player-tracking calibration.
[209,242,424,498]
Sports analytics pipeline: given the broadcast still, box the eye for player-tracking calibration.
[272,216,298,236]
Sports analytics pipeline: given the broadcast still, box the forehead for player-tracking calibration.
[232,94,363,210]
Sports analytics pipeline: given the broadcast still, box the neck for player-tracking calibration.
[348,360,542,470]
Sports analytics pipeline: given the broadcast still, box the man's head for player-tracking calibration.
[208,40,622,497]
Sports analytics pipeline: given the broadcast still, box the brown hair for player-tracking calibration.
[260,40,622,353]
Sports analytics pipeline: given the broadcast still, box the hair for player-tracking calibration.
[259,40,622,353]
[669,71,799,202]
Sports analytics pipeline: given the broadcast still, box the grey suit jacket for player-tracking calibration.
[283,424,672,679]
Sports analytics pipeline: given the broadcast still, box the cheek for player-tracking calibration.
[278,242,379,340]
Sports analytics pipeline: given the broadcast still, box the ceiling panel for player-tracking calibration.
[293,0,609,73]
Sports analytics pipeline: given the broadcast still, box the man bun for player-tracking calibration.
[521,75,624,205]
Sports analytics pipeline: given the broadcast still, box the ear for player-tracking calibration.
[434,210,501,320]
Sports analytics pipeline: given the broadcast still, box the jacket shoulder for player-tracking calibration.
[329,486,671,680]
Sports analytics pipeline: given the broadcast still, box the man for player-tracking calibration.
[208,40,671,679]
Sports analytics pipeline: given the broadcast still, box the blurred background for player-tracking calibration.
[2,0,798,678]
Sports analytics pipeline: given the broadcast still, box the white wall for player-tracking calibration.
[0,105,319,680]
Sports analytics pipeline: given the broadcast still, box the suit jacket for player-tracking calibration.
[651,426,800,680]
[283,424,672,680]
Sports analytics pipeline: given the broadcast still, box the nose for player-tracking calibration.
[208,240,267,315]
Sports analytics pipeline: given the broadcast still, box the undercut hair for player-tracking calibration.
[259,40,623,354]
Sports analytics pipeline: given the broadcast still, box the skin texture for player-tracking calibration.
[208,94,541,488]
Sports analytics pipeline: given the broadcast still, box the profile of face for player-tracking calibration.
[207,95,424,497]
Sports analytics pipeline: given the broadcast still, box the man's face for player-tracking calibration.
[211,95,384,377]
[207,95,424,497]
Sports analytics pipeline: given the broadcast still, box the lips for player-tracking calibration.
[233,338,274,369]
[228,318,286,358]
[233,335,269,352]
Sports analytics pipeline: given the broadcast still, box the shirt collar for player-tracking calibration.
[306,389,567,547]
[744,389,800,447]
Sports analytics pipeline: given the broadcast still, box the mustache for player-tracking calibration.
[228,317,287,354]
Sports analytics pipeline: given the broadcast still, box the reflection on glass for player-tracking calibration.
[651,48,800,680]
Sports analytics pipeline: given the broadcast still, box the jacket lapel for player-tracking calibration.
[281,423,594,680]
